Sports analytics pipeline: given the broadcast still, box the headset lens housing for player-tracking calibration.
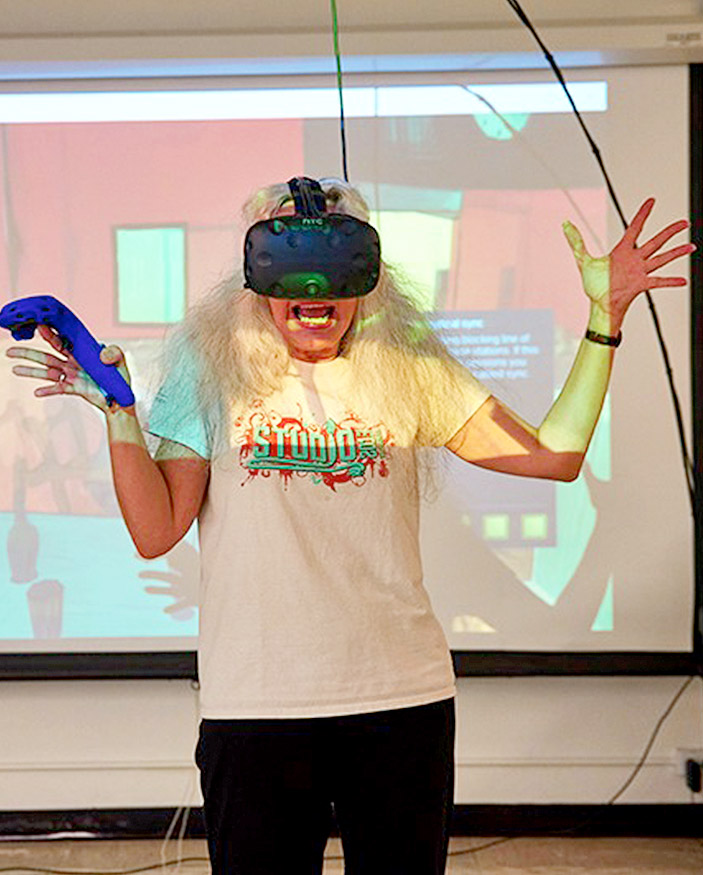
[244,214,381,299]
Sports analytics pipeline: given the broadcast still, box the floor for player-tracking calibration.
[0,837,702,874]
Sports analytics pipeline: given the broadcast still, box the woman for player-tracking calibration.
[6,178,693,874]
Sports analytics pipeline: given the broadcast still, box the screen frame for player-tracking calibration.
[0,650,698,680]
[0,65,699,680]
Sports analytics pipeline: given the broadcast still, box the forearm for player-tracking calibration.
[104,405,175,558]
[536,303,617,467]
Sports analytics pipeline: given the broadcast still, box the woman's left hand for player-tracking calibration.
[563,198,695,333]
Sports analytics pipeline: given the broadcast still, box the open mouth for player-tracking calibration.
[290,304,336,328]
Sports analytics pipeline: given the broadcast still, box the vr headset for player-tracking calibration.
[243,176,381,299]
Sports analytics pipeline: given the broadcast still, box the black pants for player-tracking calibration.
[195,697,455,875]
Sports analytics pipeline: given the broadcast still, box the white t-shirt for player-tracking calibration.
[148,353,489,718]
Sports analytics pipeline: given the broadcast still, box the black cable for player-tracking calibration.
[504,0,626,224]
[605,675,696,806]
[503,0,696,512]
[448,675,701,857]
[329,0,350,182]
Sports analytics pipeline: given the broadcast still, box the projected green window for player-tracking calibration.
[115,227,186,323]
[482,513,510,541]
[521,513,548,541]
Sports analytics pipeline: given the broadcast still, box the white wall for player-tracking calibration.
[0,3,701,816]
[1,676,702,810]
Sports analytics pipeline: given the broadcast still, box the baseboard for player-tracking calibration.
[451,804,703,836]
[0,805,701,840]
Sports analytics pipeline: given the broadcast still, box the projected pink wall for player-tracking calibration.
[0,119,305,336]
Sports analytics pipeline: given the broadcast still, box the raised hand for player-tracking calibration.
[563,198,694,333]
[6,323,132,414]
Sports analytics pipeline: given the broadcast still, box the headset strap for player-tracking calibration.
[288,177,327,217]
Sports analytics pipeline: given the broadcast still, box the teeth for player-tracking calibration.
[293,305,334,325]
[299,314,331,325]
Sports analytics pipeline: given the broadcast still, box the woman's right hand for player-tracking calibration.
[6,323,133,414]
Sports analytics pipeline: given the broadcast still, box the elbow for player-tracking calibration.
[132,531,177,560]
[129,519,181,559]
[135,542,168,560]
[516,449,584,481]
[552,453,584,482]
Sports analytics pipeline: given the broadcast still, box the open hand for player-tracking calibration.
[563,198,694,332]
[6,323,132,414]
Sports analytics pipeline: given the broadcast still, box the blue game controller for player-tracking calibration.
[0,295,135,408]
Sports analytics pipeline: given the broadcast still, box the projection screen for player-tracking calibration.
[0,63,694,675]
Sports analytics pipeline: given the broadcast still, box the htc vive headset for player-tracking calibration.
[243,176,381,299]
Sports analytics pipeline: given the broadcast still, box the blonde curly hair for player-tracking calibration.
[149,177,468,459]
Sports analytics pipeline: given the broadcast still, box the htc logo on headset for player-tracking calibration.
[271,217,326,232]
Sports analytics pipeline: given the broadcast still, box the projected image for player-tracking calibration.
[369,185,613,648]
[0,76,692,655]
[354,169,612,649]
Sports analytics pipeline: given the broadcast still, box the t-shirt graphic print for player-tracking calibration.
[237,402,393,490]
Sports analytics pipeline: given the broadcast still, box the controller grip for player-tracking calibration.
[0,295,136,408]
